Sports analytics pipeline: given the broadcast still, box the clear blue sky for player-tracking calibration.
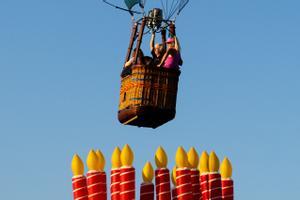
[1,0,300,199]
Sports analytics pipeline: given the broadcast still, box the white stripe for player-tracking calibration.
[176,192,192,198]
[110,182,120,187]
[176,183,190,189]
[73,187,87,193]
[119,180,135,185]
[157,190,171,195]
[75,195,88,200]
[222,185,233,189]
[176,173,190,179]
[155,182,170,187]
[120,170,134,176]
[87,182,106,188]
[140,191,154,195]
[88,191,106,197]
[111,191,120,196]
[120,189,135,195]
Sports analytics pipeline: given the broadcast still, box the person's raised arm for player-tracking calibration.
[157,48,171,67]
[150,32,155,52]
[124,57,134,68]
[174,36,181,52]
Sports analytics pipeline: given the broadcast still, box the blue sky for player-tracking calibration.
[0,0,300,199]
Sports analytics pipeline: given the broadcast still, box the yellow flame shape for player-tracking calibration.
[188,147,199,169]
[220,157,232,179]
[71,154,84,176]
[120,144,134,167]
[175,146,188,168]
[87,149,99,171]
[155,146,168,168]
[111,147,121,169]
[142,161,154,183]
[209,151,220,172]
[199,151,209,173]
[96,149,106,171]
[171,166,177,186]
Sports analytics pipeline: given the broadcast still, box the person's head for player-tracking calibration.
[154,43,164,56]
[166,38,175,49]
[132,48,144,58]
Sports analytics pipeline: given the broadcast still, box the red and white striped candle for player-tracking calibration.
[190,169,201,200]
[188,147,201,200]
[172,188,178,200]
[220,157,234,200]
[120,166,135,200]
[175,147,192,200]
[140,183,154,200]
[176,168,192,200]
[111,169,120,200]
[120,144,135,200]
[86,150,107,200]
[140,162,154,200]
[72,175,88,200]
[208,151,222,200]
[155,168,171,200]
[200,173,209,200]
[199,151,209,200]
[110,147,121,200]
[171,167,178,200]
[155,146,171,200]
[71,154,88,200]
[87,171,107,200]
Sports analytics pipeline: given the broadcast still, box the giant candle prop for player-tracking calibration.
[220,157,234,200]
[111,147,121,200]
[175,146,192,200]
[199,151,209,200]
[140,162,154,200]
[155,146,171,200]
[120,144,135,200]
[208,152,222,200]
[187,147,201,200]
[86,149,107,200]
[171,167,178,200]
[71,154,88,200]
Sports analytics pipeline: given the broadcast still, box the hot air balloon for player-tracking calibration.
[103,0,189,128]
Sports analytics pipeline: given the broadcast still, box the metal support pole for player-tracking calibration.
[125,23,138,64]
[134,18,146,64]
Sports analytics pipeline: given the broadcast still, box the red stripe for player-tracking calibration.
[86,171,107,200]
[155,169,171,200]
[222,180,233,200]
[200,174,209,200]
[176,168,192,200]
[72,176,88,200]
[119,167,135,200]
[110,169,120,200]
[208,173,221,200]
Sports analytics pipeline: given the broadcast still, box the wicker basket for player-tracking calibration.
[118,64,180,128]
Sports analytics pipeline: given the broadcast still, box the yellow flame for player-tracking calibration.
[188,147,199,169]
[111,147,121,169]
[71,154,84,176]
[96,149,106,171]
[87,149,99,171]
[175,146,188,168]
[171,166,177,186]
[220,157,232,179]
[142,161,154,183]
[199,151,209,173]
[155,146,168,168]
[209,151,220,172]
[120,144,134,167]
